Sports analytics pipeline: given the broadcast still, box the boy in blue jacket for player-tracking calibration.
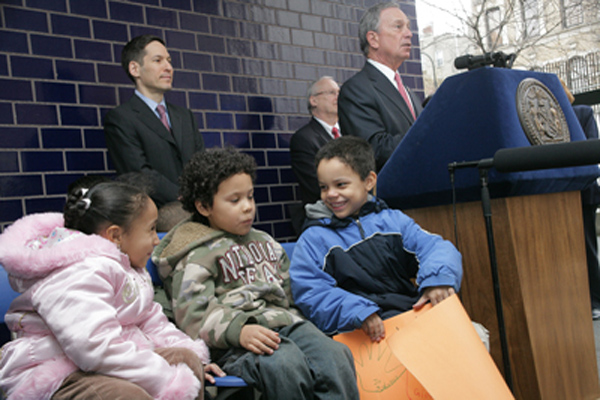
[290,136,463,343]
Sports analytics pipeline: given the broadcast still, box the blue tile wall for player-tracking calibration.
[51,14,91,37]
[42,128,83,149]
[0,0,422,240]
[16,104,58,125]
[0,31,29,53]
[30,35,72,58]
[25,197,68,214]
[45,173,85,195]
[0,152,19,173]
[21,151,64,173]
[70,0,108,18]
[11,56,54,79]
[0,199,23,222]
[5,7,49,32]
[0,79,33,101]
[0,128,40,149]
[84,128,107,148]
[26,0,67,13]
[0,55,8,76]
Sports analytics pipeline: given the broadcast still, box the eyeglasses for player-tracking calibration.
[313,90,340,97]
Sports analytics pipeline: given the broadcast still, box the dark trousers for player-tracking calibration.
[582,199,600,310]
[217,321,359,400]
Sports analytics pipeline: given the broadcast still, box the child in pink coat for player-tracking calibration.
[0,181,223,400]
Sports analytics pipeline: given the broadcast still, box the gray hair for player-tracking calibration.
[358,1,400,57]
[306,76,335,112]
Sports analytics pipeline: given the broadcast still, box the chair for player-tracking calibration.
[281,241,296,258]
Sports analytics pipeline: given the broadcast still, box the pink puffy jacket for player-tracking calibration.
[0,213,210,400]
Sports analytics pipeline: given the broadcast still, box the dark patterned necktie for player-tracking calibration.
[156,104,171,131]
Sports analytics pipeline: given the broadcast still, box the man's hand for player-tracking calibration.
[361,312,385,342]
[240,324,281,355]
[413,286,455,310]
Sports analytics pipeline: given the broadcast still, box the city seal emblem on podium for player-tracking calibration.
[516,78,569,146]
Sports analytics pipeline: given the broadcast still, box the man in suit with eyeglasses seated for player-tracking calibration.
[290,76,341,234]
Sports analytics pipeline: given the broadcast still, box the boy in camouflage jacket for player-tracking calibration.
[152,148,359,400]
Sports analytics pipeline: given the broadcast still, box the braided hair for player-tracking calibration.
[63,181,149,235]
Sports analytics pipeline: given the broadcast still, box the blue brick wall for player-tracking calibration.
[0,0,422,241]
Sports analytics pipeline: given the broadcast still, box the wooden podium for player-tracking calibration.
[404,191,600,400]
[376,68,600,399]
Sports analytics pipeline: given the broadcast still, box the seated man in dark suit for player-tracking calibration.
[290,76,341,233]
[104,34,204,211]
[338,1,423,171]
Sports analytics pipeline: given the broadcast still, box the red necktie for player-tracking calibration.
[156,104,171,131]
[332,126,340,139]
[395,72,416,120]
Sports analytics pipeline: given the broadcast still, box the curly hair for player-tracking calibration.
[179,147,257,223]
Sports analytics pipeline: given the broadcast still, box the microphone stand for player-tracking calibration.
[478,167,513,392]
[448,160,513,393]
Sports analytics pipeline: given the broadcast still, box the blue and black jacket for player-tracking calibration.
[289,196,463,335]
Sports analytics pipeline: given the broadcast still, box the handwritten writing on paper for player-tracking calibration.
[334,309,432,400]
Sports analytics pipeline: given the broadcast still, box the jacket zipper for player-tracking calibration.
[355,217,365,239]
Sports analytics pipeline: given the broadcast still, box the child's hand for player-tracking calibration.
[203,363,226,384]
[413,286,455,310]
[361,312,385,342]
[240,324,281,355]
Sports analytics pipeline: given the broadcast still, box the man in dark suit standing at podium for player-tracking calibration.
[290,76,341,233]
[338,2,423,171]
[104,35,204,209]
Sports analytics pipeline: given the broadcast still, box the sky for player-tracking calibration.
[415,0,472,35]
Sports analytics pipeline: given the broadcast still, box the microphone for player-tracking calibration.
[493,139,600,172]
[449,140,600,173]
[454,52,516,70]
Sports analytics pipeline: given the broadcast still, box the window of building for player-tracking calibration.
[561,0,584,27]
[435,50,444,67]
[485,7,503,48]
[520,0,541,38]
[568,56,589,93]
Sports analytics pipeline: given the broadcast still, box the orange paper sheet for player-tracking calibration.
[334,304,434,399]
[334,295,513,400]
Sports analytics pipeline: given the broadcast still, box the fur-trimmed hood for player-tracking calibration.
[0,212,124,282]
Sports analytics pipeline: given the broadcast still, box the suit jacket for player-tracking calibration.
[573,105,600,205]
[290,117,333,205]
[289,118,333,235]
[338,62,423,171]
[104,95,204,207]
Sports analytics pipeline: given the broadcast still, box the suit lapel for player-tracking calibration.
[309,118,333,142]
[364,63,415,123]
[129,95,177,146]
[167,103,184,148]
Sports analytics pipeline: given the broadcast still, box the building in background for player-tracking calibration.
[419,25,476,97]
[418,0,600,119]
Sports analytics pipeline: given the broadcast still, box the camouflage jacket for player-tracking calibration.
[151,220,304,349]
